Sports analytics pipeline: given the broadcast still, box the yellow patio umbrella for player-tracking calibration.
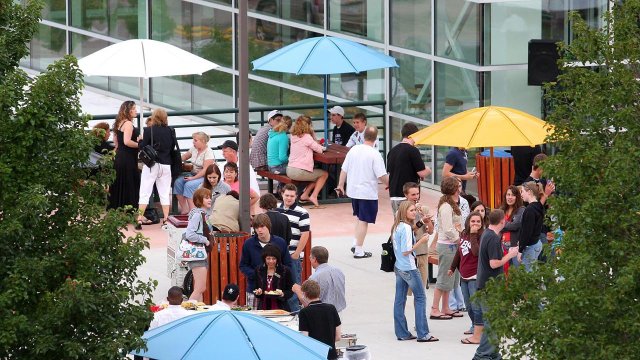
[410,106,553,208]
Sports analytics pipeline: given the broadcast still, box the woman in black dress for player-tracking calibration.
[253,244,294,311]
[108,100,141,211]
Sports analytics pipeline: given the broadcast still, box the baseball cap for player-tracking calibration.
[222,284,240,301]
[215,140,238,151]
[328,106,344,117]
[267,110,282,120]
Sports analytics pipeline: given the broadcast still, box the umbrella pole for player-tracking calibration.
[489,147,495,209]
[323,74,328,141]
[138,77,144,129]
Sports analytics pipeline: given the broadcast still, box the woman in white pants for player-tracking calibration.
[137,108,174,229]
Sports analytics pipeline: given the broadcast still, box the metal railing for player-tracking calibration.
[90,100,388,156]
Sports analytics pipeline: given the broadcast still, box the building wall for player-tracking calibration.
[22,0,608,188]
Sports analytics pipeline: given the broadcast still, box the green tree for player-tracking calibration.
[478,1,640,359]
[0,1,155,358]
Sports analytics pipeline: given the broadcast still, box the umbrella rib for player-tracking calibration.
[494,107,534,146]
[297,39,322,75]
[327,38,359,73]
[467,108,490,148]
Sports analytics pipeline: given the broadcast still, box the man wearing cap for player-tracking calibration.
[346,113,379,150]
[217,140,260,195]
[329,106,354,146]
[210,284,240,311]
[251,110,282,170]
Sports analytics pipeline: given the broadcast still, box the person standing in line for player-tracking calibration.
[292,246,346,312]
[149,287,190,330]
[430,177,463,320]
[108,100,141,211]
[137,108,174,228]
[210,284,240,311]
[184,188,213,303]
[392,201,439,343]
[387,123,431,215]
[251,109,282,171]
[345,113,379,149]
[276,184,310,311]
[336,126,389,259]
[518,182,545,272]
[329,106,354,146]
[259,193,292,247]
[499,185,525,271]
[298,280,342,360]
[449,211,484,344]
[474,209,519,360]
[401,182,434,293]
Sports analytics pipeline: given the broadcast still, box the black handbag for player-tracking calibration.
[380,236,396,272]
[139,126,158,167]
[170,128,182,180]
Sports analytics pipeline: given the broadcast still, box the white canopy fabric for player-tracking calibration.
[78,39,218,78]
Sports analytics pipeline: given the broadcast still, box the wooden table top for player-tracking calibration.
[314,143,350,165]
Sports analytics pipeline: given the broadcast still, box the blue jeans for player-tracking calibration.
[461,279,483,329]
[473,301,501,360]
[448,280,465,310]
[173,176,204,198]
[394,268,430,339]
[287,257,302,312]
[521,239,543,272]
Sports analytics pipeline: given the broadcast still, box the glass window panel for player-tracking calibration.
[390,0,431,53]
[42,0,66,24]
[389,52,432,121]
[151,1,233,68]
[487,1,541,65]
[70,0,144,40]
[329,68,384,103]
[249,0,324,29]
[203,0,232,5]
[328,0,383,41]
[194,70,234,111]
[487,69,541,118]
[434,62,479,121]
[70,32,108,89]
[151,76,192,110]
[435,0,480,64]
[30,24,67,71]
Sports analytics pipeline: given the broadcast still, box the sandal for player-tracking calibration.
[417,336,439,342]
[461,338,480,345]
[445,311,464,318]
[429,314,453,320]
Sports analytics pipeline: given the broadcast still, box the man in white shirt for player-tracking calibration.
[337,126,389,258]
[210,284,240,311]
[345,113,379,150]
[149,287,191,330]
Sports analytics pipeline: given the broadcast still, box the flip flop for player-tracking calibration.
[445,312,464,318]
[417,336,439,342]
[463,330,473,335]
[429,314,453,320]
[461,338,480,345]
[310,205,326,209]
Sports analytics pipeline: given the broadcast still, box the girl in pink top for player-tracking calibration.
[286,116,328,208]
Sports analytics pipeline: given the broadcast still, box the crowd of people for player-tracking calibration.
[100,100,558,359]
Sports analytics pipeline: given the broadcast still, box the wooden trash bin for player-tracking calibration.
[475,152,514,209]
[205,232,250,305]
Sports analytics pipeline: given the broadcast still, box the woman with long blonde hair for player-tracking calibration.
[286,116,328,208]
[392,200,438,342]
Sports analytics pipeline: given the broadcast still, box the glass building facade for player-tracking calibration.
[22,0,608,189]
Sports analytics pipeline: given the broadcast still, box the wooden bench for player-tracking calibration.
[256,170,306,193]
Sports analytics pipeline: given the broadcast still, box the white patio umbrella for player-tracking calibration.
[78,39,218,124]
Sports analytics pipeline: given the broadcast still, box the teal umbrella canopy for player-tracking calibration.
[131,311,330,360]
[252,36,398,139]
[252,36,398,75]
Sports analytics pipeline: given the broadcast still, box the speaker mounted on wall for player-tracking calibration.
[528,39,560,86]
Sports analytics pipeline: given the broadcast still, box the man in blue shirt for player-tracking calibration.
[443,147,478,204]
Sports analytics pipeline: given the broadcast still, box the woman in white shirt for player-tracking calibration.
[392,201,438,343]
[173,131,214,213]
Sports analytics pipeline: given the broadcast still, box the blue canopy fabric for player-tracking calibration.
[480,149,512,158]
[131,311,330,360]
[252,36,398,75]
[252,36,398,140]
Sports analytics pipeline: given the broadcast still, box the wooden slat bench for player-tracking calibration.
[256,170,306,193]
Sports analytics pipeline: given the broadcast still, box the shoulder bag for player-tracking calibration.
[139,126,158,168]
[179,213,210,261]
[380,235,396,272]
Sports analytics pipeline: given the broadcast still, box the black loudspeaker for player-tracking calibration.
[528,39,559,86]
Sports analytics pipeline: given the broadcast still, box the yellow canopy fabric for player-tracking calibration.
[409,106,553,147]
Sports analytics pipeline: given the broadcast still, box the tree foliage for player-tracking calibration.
[0,1,155,358]
[479,2,640,359]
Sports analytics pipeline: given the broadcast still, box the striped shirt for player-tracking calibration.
[276,201,310,253]
[310,263,347,313]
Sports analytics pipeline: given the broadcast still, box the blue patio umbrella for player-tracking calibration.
[252,36,398,139]
[131,311,330,359]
